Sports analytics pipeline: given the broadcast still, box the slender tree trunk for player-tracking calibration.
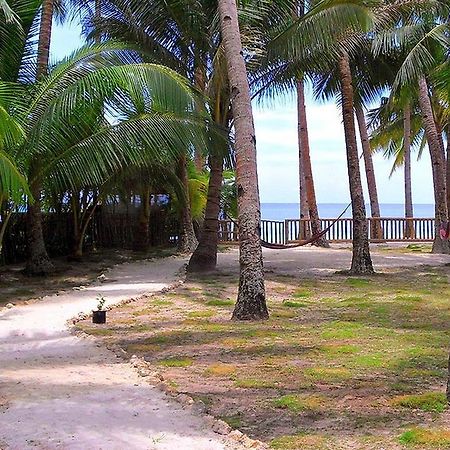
[25,0,54,275]
[218,0,268,320]
[338,54,374,274]
[177,154,198,253]
[447,351,450,402]
[295,1,309,241]
[297,80,328,246]
[445,124,450,218]
[133,187,151,252]
[417,77,450,254]
[355,104,383,240]
[187,153,223,272]
[36,0,53,79]
[194,66,207,172]
[0,205,13,258]
[403,104,415,239]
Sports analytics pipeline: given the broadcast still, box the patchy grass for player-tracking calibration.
[392,392,447,413]
[399,428,450,447]
[293,289,312,298]
[79,260,450,448]
[205,299,234,307]
[204,363,237,378]
[270,433,330,450]
[282,300,308,308]
[157,357,193,368]
[187,310,215,318]
[273,394,326,412]
[220,414,242,429]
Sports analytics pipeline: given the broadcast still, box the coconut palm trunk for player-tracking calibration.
[194,66,207,172]
[133,187,151,252]
[25,0,54,275]
[218,0,268,320]
[445,124,450,217]
[355,104,383,240]
[177,154,198,253]
[403,104,415,239]
[417,77,450,254]
[297,79,328,246]
[187,153,223,272]
[338,54,374,274]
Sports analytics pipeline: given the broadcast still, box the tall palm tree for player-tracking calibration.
[374,2,450,253]
[338,53,374,273]
[218,0,268,320]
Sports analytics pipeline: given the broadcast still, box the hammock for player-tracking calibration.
[224,203,352,250]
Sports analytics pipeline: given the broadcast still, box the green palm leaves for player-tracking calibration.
[0,43,206,205]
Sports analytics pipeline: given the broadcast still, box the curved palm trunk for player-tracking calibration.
[297,80,328,246]
[338,54,374,275]
[177,154,198,253]
[417,77,450,254]
[187,153,223,272]
[25,0,54,275]
[218,0,268,321]
[355,104,383,240]
[445,124,450,218]
[403,104,415,239]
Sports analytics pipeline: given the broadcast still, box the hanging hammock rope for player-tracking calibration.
[223,203,352,250]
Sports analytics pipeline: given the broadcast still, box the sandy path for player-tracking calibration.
[219,245,450,276]
[0,257,240,450]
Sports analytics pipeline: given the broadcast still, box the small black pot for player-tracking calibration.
[92,310,106,324]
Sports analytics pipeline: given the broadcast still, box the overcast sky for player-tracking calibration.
[51,23,435,205]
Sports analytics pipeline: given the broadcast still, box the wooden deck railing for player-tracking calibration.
[219,217,436,245]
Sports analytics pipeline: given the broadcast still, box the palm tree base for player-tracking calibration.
[24,255,55,276]
[187,252,217,273]
[432,237,450,254]
[232,269,269,321]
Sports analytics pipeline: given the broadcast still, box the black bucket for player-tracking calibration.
[92,310,106,324]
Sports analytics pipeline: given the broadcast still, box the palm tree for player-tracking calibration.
[297,78,329,246]
[338,53,374,274]
[218,0,268,320]
[1,44,207,269]
[354,104,383,239]
[374,2,450,253]
[368,94,423,239]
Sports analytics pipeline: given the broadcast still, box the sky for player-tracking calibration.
[50,23,435,205]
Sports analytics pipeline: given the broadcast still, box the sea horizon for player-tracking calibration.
[261,203,434,221]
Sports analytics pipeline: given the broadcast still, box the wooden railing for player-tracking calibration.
[219,217,436,245]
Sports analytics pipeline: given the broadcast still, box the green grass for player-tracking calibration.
[293,289,312,298]
[157,357,193,368]
[220,414,242,429]
[235,378,278,389]
[399,428,450,447]
[346,278,372,287]
[81,263,450,449]
[272,394,326,412]
[304,367,352,382]
[392,392,447,413]
[282,300,308,308]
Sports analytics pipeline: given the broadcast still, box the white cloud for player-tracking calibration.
[254,96,435,206]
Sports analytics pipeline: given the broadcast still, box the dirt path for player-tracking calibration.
[0,257,241,450]
[219,245,450,276]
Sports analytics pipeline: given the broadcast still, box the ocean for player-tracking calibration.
[261,203,435,221]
